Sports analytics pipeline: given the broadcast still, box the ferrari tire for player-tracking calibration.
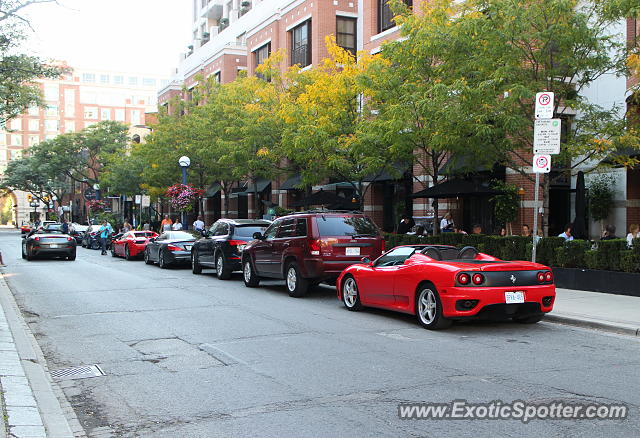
[242,259,260,287]
[158,251,168,269]
[21,246,26,259]
[67,251,76,261]
[215,253,231,280]
[341,276,362,311]
[111,247,117,257]
[192,250,202,274]
[416,284,452,330]
[26,249,33,261]
[90,240,100,250]
[513,314,544,324]
[125,245,133,261]
[285,262,308,298]
[144,248,153,265]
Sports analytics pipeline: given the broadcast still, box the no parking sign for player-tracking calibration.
[533,154,551,173]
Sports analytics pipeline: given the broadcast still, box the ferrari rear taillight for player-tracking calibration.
[457,273,470,285]
[167,245,182,251]
[537,272,545,283]
[472,273,485,285]
[545,271,553,282]
[309,239,321,256]
[67,237,74,242]
[34,236,40,241]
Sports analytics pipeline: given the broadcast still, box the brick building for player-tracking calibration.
[160,1,635,237]
[1,65,168,225]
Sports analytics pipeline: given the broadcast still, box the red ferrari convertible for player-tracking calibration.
[337,245,555,330]
[111,231,158,260]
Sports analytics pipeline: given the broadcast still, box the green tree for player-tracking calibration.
[587,173,615,231]
[0,0,66,126]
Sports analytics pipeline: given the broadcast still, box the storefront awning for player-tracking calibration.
[204,183,221,198]
[412,179,503,199]
[280,174,302,190]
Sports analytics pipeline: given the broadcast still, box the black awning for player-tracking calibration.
[203,183,221,198]
[235,178,272,195]
[601,147,640,168]
[280,174,302,190]
[412,179,503,199]
[291,189,359,208]
[441,153,493,176]
[363,162,410,182]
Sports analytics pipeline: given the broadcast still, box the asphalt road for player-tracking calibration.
[1,229,639,438]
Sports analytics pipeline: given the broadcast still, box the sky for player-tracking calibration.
[21,0,193,77]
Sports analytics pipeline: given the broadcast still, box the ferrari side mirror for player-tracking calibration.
[361,257,371,265]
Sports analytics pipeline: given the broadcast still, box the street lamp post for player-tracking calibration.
[178,156,191,230]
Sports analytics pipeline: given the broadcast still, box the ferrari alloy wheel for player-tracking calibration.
[192,250,202,274]
[125,245,132,261]
[158,251,167,269]
[144,248,153,265]
[285,262,308,298]
[416,285,451,330]
[216,254,231,280]
[21,245,26,259]
[342,276,362,311]
[243,260,260,287]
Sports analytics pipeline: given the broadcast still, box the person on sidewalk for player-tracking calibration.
[61,219,69,235]
[522,224,531,237]
[97,220,113,255]
[627,224,639,247]
[440,212,454,232]
[558,224,574,241]
[601,224,618,240]
[160,215,172,232]
[193,216,205,233]
[172,219,183,231]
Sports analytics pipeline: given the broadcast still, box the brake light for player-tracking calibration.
[67,237,74,242]
[537,272,545,283]
[228,239,247,251]
[545,271,553,282]
[34,236,40,241]
[457,273,470,285]
[167,245,182,251]
[309,239,321,256]
[472,273,485,285]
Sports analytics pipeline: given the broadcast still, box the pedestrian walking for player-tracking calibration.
[172,219,183,231]
[160,215,172,232]
[97,220,113,255]
[627,224,639,247]
[193,215,205,233]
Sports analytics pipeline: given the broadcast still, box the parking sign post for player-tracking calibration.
[531,154,551,263]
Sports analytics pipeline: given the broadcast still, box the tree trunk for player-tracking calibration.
[223,189,230,217]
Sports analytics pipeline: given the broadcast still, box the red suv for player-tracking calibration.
[242,211,385,297]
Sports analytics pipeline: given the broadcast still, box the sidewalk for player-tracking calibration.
[547,288,640,336]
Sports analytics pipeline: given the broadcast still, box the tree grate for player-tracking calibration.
[50,364,105,381]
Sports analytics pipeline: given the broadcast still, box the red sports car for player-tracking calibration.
[336,245,556,330]
[111,231,158,260]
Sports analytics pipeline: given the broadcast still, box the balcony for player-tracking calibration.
[200,0,223,20]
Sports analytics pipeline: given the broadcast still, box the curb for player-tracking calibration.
[0,272,78,437]
[545,314,640,337]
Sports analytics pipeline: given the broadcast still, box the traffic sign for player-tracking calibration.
[141,195,151,208]
[535,92,554,119]
[533,154,551,173]
[534,118,561,154]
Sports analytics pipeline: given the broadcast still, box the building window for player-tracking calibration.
[28,135,40,146]
[45,105,58,117]
[44,84,59,101]
[114,75,124,85]
[10,134,22,146]
[10,119,21,130]
[115,109,125,121]
[45,134,56,140]
[82,73,96,83]
[65,121,75,132]
[336,17,357,56]
[9,149,22,161]
[101,108,111,120]
[84,107,98,119]
[378,0,411,34]
[65,104,75,117]
[28,120,39,132]
[213,71,221,83]
[44,120,58,132]
[0,134,5,145]
[291,20,311,67]
[255,42,271,79]
[100,74,110,84]
[27,105,39,116]
[84,121,96,129]
[128,77,138,86]
[131,110,141,125]
[143,77,156,87]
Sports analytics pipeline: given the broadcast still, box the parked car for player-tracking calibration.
[191,219,271,278]
[336,244,556,330]
[70,223,89,244]
[81,225,116,250]
[20,223,32,235]
[111,231,158,260]
[143,231,197,268]
[242,211,385,297]
[22,227,77,261]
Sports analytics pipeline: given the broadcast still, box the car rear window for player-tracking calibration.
[315,216,379,237]
[234,225,268,239]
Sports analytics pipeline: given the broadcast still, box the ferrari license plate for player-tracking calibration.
[345,247,360,256]
[505,291,525,304]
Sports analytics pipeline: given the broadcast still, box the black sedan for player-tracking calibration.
[191,219,270,279]
[22,228,77,261]
[143,231,197,269]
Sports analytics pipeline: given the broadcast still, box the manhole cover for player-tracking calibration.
[51,364,105,381]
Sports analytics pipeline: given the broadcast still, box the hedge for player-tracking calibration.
[382,233,640,273]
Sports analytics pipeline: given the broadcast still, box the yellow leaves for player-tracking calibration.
[627,53,640,75]
[151,163,158,169]
[256,147,270,157]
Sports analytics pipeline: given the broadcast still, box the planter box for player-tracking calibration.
[553,267,640,297]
